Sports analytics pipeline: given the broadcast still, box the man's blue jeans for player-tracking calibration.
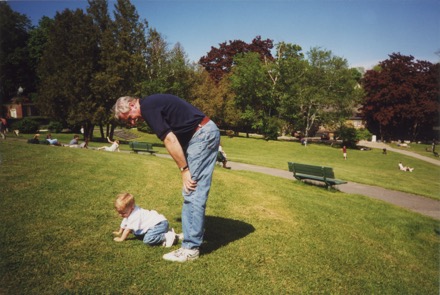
[182,120,220,249]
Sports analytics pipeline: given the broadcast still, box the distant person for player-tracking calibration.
[342,145,347,160]
[67,135,88,149]
[0,117,7,139]
[382,148,387,155]
[112,193,180,247]
[398,162,414,172]
[46,133,61,146]
[78,140,88,149]
[28,134,41,144]
[217,144,231,169]
[97,137,120,152]
[69,135,80,146]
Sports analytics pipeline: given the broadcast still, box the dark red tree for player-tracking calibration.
[199,36,274,82]
[361,53,439,141]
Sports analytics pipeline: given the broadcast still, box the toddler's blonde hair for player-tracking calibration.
[115,193,135,211]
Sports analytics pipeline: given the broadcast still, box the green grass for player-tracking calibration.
[21,130,440,199]
[0,139,439,294]
[219,136,440,200]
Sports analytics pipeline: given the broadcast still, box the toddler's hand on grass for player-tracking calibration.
[112,231,120,236]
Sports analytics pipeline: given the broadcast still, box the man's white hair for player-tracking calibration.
[112,96,137,120]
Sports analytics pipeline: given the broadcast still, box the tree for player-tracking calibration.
[361,53,439,141]
[282,47,362,139]
[273,42,306,133]
[27,16,54,100]
[190,67,240,132]
[37,9,98,130]
[0,2,33,107]
[89,0,149,138]
[199,36,274,82]
[230,52,276,138]
[87,0,118,139]
[142,28,170,94]
[112,0,148,96]
[166,42,194,99]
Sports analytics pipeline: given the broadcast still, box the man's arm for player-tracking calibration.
[163,132,197,193]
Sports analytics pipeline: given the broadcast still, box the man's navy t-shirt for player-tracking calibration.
[140,94,205,147]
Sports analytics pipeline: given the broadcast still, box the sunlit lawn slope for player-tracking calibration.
[0,139,438,294]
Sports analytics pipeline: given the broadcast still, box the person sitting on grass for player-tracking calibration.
[68,135,80,146]
[97,137,120,152]
[398,162,414,172]
[28,133,40,144]
[113,193,181,247]
[46,133,61,146]
[66,135,88,149]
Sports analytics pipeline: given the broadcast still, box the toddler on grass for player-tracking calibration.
[113,193,181,247]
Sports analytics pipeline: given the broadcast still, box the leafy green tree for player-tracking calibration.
[361,53,439,141]
[87,0,118,139]
[283,47,362,139]
[27,16,54,100]
[112,0,148,95]
[37,9,98,130]
[0,2,33,106]
[141,29,194,100]
[166,42,194,99]
[274,42,306,134]
[230,52,276,138]
[142,28,169,94]
[190,68,240,132]
[88,0,149,138]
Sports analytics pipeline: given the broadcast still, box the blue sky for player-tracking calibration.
[7,0,440,69]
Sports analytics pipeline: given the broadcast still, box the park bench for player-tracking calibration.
[129,141,158,155]
[287,162,347,189]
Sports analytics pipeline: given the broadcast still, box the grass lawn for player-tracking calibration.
[0,139,439,294]
[20,130,440,200]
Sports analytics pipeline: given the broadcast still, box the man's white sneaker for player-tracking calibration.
[163,229,177,248]
[163,247,199,262]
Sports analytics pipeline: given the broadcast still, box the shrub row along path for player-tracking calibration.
[161,140,439,221]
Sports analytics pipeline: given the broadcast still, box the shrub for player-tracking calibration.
[335,126,373,147]
[11,118,39,134]
[356,128,372,141]
[48,121,64,133]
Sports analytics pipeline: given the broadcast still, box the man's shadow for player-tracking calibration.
[202,215,255,254]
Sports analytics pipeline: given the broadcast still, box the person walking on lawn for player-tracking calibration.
[113,94,220,262]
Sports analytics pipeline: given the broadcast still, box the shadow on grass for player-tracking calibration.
[202,215,255,255]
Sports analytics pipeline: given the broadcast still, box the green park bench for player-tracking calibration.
[129,141,158,155]
[287,162,347,189]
